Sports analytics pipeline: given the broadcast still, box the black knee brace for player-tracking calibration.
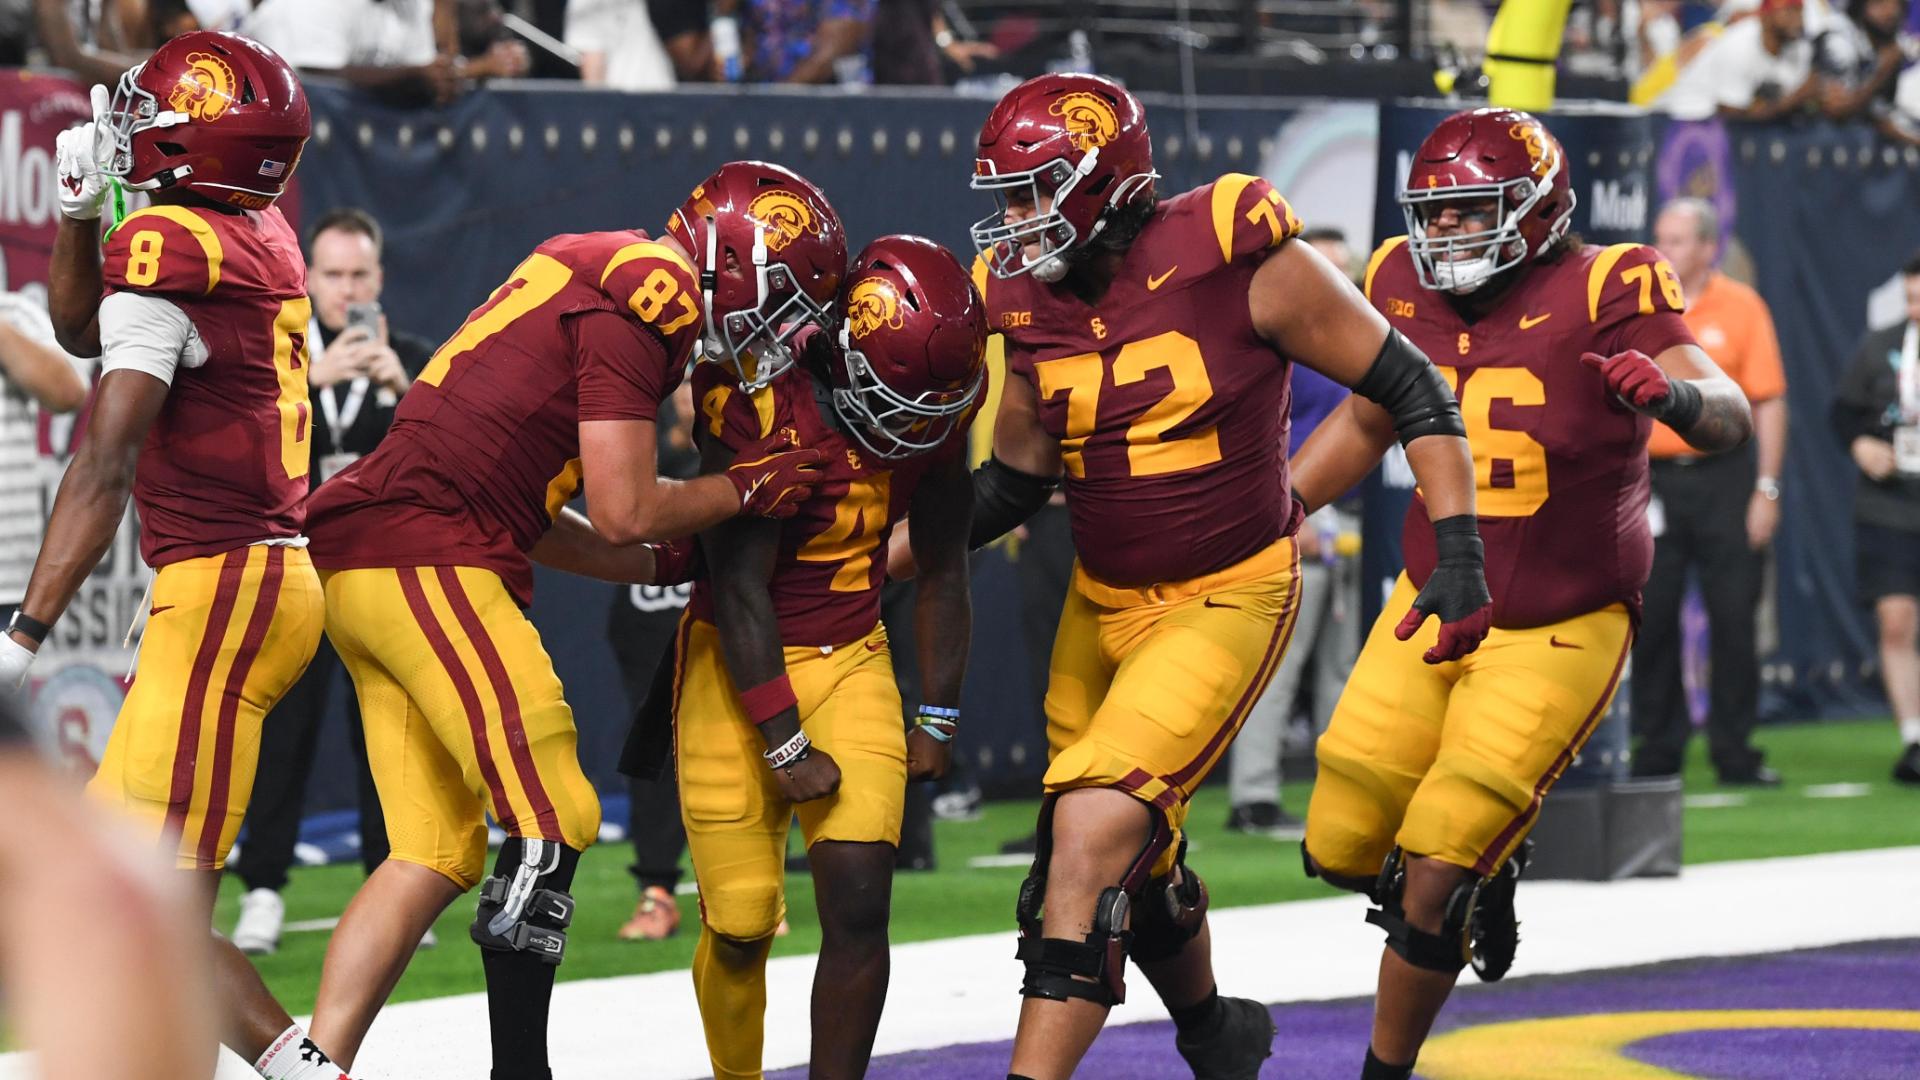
[1363,847,1475,975]
[1014,794,1173,1007]
[1127,836,1208,964]
[471,837,579,965]
[1301,842,1381,900]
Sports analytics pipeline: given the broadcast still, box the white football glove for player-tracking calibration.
[54,85,114,222]
[0,632,35,690]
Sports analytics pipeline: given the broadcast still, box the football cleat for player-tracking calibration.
[1468,838,1531,982]
[232,886,285,956]
[1174,995,1276,1080]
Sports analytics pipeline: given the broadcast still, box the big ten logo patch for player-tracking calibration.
[1388,298,1417,319]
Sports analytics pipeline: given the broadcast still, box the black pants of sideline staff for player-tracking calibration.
[231,636,387,889]
[1632,447,1768,780]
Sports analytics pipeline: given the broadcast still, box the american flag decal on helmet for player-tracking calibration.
[258,159,287,178]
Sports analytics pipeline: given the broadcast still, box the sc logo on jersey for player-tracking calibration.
[1049,92,1119,153]
[747,190,815,253]
[848,278,907,339]
[168,51,239,122]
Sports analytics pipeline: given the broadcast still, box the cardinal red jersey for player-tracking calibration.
[685,360,972,648]
[978,174,1305,587]
[101,204,310,566]
[1365,237,1697,628]
[304,232,703,605]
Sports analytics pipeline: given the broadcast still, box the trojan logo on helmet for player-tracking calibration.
[1048,92,1119,153]
[847,278,908,339]
[748,190,814,253]
[1508,122,1553,177]
[166,51,238,121]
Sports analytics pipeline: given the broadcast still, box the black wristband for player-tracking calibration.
[1430,515,1485,565]
[1352,330,1468,447]
[5,609,51,646]
[1653,377,1703,433]
[970,455,1061,550]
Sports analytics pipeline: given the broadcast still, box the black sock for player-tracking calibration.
[480,840,581,1080]
[1170,985,1224,1038]
[1362,1046,1415,1080]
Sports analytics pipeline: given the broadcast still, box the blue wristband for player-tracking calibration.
[919,705,961,720]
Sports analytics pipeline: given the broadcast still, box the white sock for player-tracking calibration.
[1900,717,1920,748]
[255,1024,348,1080]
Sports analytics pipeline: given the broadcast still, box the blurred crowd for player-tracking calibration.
[0,0,1005,95]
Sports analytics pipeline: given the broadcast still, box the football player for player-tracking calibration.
[296,161,839,1079]
[679,233,984,1079]
[2,32,351,1080]
[1289,108,1754,1080]
[959,74,1491,1080]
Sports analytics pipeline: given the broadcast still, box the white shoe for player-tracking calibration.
[417,926,438,951]
[232,888,285,956]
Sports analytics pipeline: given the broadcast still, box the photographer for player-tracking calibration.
[1834,252,1920,785]
[227,209,433,955]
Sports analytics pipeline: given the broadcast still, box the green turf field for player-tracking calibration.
[220,716,1920,1015]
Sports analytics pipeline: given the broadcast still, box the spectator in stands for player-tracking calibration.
[244,0,525,106]
[27,0,146,84]
[0,290,90,635]
[1831,252,1920,785]
[870,0,997,85]
[724,0,875,84]
[1634,197,1789,786]
[566,0,680,88]
[227,209,433,956]
[608,380,696,942]
[1819,0,1917,126]
[1659,0,1820,121]
[1226,227,1360,836]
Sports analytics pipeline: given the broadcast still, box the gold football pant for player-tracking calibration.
[88,545,324,870]
[1042,537,1301,876]
[321,565,601,889]
[674,615,906,1080]
[1306,573,1632,877]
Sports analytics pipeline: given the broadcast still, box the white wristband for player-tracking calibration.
[0,633,36,689]
[763,728,811,770]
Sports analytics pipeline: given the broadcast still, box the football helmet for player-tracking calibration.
[830,235,986,461]
[1400,108,1576,295]
[668,161,846,391]
[971,73,1158,282]
[101,30,310,209]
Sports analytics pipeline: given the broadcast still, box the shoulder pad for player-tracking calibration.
[691,360,782,450]
[1586,243,1685,324]
[104,206,224,297]
[1363,236,1411,302]
[1206,173,1302,266]
[599,240,705,362]
[970,252,992,315]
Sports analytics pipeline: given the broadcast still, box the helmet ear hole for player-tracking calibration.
[154,141,187,157]
[240,79,256,105]
[1084,174,1114,198]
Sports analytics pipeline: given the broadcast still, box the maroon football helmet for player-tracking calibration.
[1400,108,1576,295]
[971,73,1157,282]
[830,235,986,461]
[668,161,847,391]
[102,31,309,209]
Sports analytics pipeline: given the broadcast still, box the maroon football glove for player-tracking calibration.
[644,538,697,586]
[726,431,824,519]
[1581,350,1703,428]
[1396,515,1493,664]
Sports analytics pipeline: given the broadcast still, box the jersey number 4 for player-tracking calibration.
[796,475,893,592]
[1034,331,1223,479]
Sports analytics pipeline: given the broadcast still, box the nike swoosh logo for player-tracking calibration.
[1147,266,1178,291]
[150,605,176,618]
[1549,635,1581,649]
[1519,312,1552,330]
[864,638,886,652]
[1201,597,1241,610]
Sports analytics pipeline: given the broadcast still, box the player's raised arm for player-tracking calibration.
[1250,237,1490,662]
[1583,342,1753,453]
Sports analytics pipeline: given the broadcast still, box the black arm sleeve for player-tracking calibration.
[1350,329,1468,447]
[970,455,1061,550]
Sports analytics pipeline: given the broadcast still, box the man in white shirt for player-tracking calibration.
[1661,0,1822,120]
[0,290,90,632]
[243,0,526,104]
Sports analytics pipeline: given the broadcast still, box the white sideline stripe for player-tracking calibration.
[1804,782,1873,799]
[6,848,1917,1080]
[284,917,341,934]
[1683,792,1750,809]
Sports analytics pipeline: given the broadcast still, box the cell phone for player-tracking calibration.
[345,301,382,339]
